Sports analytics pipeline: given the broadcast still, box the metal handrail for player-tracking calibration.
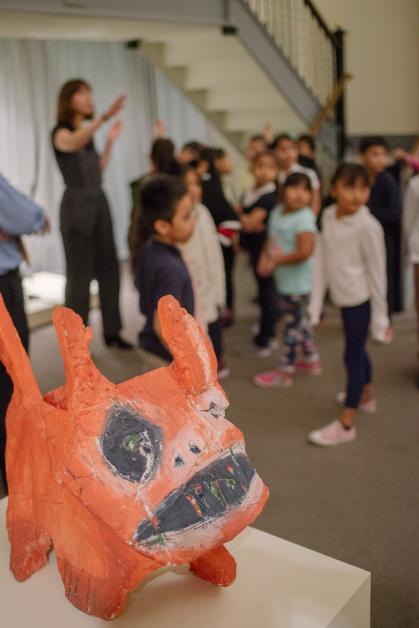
[303,0,340,48]
[243,0,346,157]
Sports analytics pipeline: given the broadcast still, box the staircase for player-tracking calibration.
[0,0,344,159]
[142,0,341,157]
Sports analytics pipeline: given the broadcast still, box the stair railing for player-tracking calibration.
[243,0,346,158]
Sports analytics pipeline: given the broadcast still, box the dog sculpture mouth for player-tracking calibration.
[135,449,256,547]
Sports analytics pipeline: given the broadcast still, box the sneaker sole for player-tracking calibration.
[237,349,273,359]
[308,432,356,447]
[253,376,293,389]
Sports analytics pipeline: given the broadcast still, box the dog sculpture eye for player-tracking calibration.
[101,405,162,484]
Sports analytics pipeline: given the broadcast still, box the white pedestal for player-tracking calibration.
[0,498,370,627]
[23,272,99,328]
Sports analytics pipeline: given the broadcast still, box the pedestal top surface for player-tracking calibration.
[0,498,370,628]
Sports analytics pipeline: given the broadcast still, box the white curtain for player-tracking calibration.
[0,39,215,272]
[153,66,212,148]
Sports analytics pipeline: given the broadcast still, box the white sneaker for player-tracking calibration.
[335,392,377,414]
[308,420,357,447]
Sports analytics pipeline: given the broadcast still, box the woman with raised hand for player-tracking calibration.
[52,79,132,349]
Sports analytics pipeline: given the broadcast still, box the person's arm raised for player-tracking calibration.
[53,94,126,154]
[100,120,124,171]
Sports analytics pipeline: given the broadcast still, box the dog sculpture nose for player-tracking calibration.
[171,434,208,470]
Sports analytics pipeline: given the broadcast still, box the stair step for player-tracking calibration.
[207,87,282,111]
[224,110,304,134]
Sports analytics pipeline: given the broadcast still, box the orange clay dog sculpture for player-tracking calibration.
[0,294,268,620]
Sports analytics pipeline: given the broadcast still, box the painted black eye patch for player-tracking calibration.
[101,405,162,484]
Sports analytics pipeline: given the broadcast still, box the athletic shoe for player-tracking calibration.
[253,370,293,389]
[308,420,356,447]
[295,360,322,376]
[239,344,273,358]
[335,392,377,413]
[104,334,133,350]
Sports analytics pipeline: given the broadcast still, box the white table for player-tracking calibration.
[0,498,370,627]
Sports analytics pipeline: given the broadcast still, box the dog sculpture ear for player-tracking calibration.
[0,295,41,402]
[52,306,113,415]
[157,295,218,395]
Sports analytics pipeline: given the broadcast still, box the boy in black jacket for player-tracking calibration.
[133,174,196,361]
[240,151,279,355]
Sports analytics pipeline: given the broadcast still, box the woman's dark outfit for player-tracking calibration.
[52,123,122,335]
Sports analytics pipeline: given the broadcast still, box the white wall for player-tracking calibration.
[316,0,419,136]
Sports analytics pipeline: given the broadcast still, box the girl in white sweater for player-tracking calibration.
[179,165,228,380]
[309,164,389,446]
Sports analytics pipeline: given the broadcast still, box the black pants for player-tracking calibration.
[221,245,235,311]
[249,251,277,347]
[208,318,224,365]
[61,217,121,336]
[341,301,372,408]
[384,228,402,315]
[415,264,419,364]
[0,269,29,493]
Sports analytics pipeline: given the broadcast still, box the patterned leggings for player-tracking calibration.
[279,294,318,372]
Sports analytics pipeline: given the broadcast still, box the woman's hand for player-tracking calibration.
[107,120,124,143]
[101,120,124,170]
[104,94,126,120]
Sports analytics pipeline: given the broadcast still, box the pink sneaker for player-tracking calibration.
[335,392,377,413]
[217,359,230,381]
[253,370,293,389]
[217,366,230,381]
[295,360,323,376]
[308,420,356,447]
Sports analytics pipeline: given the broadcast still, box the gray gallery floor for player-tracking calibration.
[1,261,418,628]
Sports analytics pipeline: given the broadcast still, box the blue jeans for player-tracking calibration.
[341,301,372,408]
